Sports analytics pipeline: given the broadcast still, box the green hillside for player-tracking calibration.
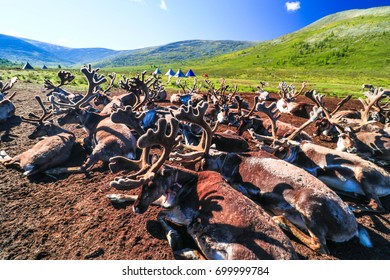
[95,40,258,67]
[190,7,390,76]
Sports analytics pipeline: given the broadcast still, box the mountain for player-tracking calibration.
[191,6,390,74]
[0,34,257,67]
[95,40,259,67]
[0,34,66,66]
[22,38,122,65]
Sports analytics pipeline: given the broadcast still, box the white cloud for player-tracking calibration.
[160,0,168,11]
[285,1,301,12]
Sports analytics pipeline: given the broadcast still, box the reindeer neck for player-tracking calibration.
[80,111,109,135]
[48,125,74,136]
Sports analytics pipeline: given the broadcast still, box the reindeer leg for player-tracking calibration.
[272,215,329,254]
[158,210,184,253]
[43,166,85,176]
[107,194,167,206]
[157,210,205,260]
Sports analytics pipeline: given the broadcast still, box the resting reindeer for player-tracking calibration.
[170,78,205,105]
[250,101,390,213]
[169,102,370,254]
[308,90,390,163]
[238,96,312,141]
[44,70,84,108]
[0,96,75,176]
[46,65,137,175]
[108,112,298,260]
[0,77,18,123]
[276,82,314,118]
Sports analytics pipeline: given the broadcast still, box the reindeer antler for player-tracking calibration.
[170,101,214,163]
[58,71,75,87]
[21,96,53,124]
[103,72,117,94]
[110,106,145,136]
[109,118,180,189]
[359,87,387,126]
[0,77,18,96]
[255,102,280,139]
[287,106,323,141]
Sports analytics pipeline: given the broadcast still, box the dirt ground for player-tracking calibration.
[0,82,389,260]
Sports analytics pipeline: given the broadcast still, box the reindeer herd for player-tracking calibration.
[1,64,389,260]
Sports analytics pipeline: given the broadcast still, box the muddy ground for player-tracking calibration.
[0,82,389,260]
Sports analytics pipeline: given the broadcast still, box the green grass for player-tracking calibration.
[1,67,387,99]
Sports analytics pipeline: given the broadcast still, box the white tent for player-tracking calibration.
[165,68,175,76]
[174,69,185,78]
[154,68,162,75]
[185,69,196,77]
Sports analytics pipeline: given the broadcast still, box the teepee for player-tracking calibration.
[165,68,175,76]
[174,69,185,78]
[23,62,34,70]
[185,69,196,77]
[153,68,162,75]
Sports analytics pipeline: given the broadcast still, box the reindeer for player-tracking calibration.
[308,90,390,163]
[0,77,18,123]
[170,78,205,105]
[169,102,369,254]
[44,70,83,107]
[0,96,75,176]
[238,97,312,141]
[107,115,298,260]
[173,101,249,153]
[276,82,314,118]
[304,90,352,138]
[46,65,137,175]
[250,101,390,213]
[256,81,273,101]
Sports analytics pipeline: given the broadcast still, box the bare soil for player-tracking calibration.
[1,84,389,260]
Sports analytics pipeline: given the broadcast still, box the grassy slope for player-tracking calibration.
[95,40,258,67]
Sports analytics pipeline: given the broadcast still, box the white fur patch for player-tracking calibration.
[23,165,34,176]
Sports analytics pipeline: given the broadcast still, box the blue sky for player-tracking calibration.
[0,0,388,50]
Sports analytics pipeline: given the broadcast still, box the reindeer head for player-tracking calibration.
[336,127,358,153]
[132,166,181,214]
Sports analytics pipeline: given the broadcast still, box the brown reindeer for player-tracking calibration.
[276,81,314,118]
[238,96,312,141]
[170,102,369,254]
[46,65,137,174]
[0,77,18,123]
[108,116,298,260]
[308,90,390,163]
[0,96,75,176]
[172,102,249,153]
[250,102,390,213]
[170,78,205,105]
